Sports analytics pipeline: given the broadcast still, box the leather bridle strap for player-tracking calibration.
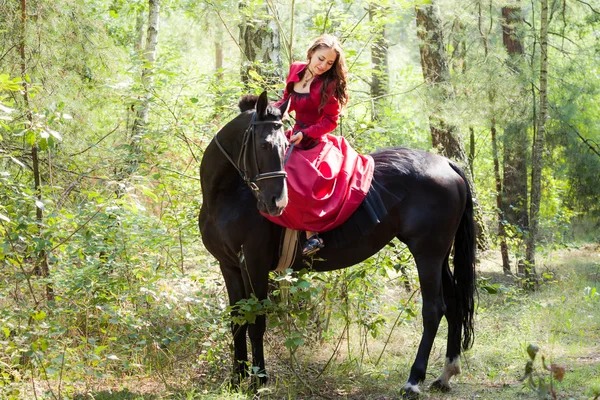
[214,112,287,193]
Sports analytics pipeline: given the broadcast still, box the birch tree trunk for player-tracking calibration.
[369,4,389,122]
[526,0,549,278]
[415,1,488,249]
[130,0,160,172]
[239,0,282,87]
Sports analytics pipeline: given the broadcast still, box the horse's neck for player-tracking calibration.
[202,141,241,192]
[201,118,248,197]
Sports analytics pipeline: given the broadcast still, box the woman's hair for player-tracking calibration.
[306,34,349,112]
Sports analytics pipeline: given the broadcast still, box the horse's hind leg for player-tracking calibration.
[430,253,462,392]
[221,263,250,385]
[402,252,446,398]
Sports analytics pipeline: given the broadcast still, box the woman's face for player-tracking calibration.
[308,47,337,76]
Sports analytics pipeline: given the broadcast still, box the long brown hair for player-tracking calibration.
[306,34,349,113]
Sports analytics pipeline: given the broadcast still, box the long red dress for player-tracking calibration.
[261,62,374,232]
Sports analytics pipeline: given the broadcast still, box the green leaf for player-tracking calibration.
[248,69,262,81]
[297,280,311,289]
[31,310,46,321]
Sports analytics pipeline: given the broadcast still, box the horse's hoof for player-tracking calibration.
[430,379,451,392]
[400,384,421,399]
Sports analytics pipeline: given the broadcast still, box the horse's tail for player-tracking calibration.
[450,162,476,351]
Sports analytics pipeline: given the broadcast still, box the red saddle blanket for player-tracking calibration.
[261,134,374,232]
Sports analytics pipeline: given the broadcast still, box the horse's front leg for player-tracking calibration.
[220,262,250,385]
[240,246,274,387]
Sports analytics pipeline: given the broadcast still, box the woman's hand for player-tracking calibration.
[290,132,304,145]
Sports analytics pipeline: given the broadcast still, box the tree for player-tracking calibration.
[369,3,389,122]
[501,4,529,274]
[19,0,53,300]
[130,0,161,174]
[415,0,488,249]
[475,1,511,275]
[526,0,549,277]
[238,0,283,88]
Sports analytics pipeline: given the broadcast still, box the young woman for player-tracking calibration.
[263,35,374,256]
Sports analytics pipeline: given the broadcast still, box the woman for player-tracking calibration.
[263,35,374,256]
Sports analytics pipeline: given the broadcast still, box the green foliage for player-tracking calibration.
[1,0,600,398]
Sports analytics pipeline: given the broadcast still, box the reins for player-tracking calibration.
[214,112,289,193]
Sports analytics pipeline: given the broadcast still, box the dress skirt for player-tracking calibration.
[261,134,374,233]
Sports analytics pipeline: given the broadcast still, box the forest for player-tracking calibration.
[1,0,599,399]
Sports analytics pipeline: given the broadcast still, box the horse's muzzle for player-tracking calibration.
[257,200,285,217]
[256,184,287,217]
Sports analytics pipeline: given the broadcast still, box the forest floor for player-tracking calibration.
[21,244,600,399]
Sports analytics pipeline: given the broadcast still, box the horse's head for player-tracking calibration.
[239,91,290,217]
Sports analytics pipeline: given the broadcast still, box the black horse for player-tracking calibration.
[199,91,476,398]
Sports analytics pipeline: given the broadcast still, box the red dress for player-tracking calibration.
[261,62,374,232]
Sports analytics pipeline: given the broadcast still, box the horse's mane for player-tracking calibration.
[239,95,259,112]
[238,94,284,119]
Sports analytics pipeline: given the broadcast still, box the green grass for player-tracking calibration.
[7,246,600,399]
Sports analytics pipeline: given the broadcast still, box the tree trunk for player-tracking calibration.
[369,4,389,122]
[468,127,475,177]
[211,24,226,121]
[238,0,282,87]
[491,120,511,274]
[215,25,224,78]
[130,0,160,172]
[501,4,529,274]
[478,2,511,274]
[526,0,549,278]
[20,0,53,300]
[502,122,529,233]
[134,7,145,56]
[415,1,488,250]
[415,3,467,161]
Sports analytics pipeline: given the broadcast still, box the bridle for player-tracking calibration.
[214,112,288,193]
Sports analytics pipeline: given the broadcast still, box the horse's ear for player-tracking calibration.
[278,97,290,118]
[256,91,269,117]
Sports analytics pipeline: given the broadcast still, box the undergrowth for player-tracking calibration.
[0,245,599,399]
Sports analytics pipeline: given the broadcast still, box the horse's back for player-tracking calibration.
[371,147,466,204]
[370,147,468,250]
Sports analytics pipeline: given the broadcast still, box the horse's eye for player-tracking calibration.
[260,142,269,150]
